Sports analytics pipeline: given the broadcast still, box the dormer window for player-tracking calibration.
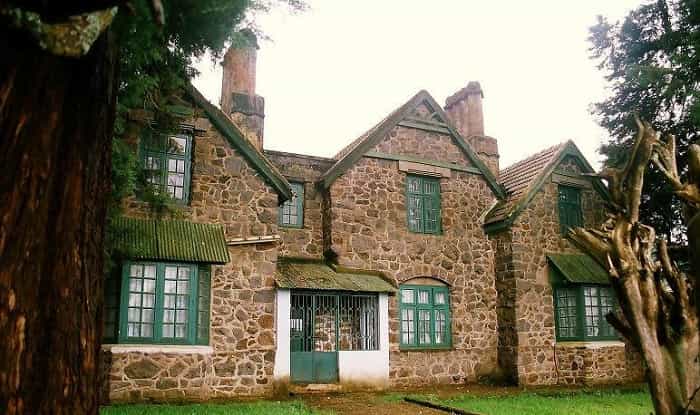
[142,130,193,203]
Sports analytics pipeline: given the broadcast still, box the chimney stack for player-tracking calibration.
[220,29,265,150]
[444,81,499,177]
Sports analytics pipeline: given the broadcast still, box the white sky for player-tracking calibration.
[193,0,643,169]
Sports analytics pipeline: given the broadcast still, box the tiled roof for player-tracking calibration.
[275,258,396,293]
[485,142,568,225]
[112,217,230,264]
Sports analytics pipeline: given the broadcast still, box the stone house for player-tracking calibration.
[101,38,642,402]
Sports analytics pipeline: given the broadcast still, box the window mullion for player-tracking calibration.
[188,265,198,344]
[154,263,165,343]
[117,262,130,343]
[576,286,586,341]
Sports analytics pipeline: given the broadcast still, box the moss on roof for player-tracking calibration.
[548,254,610,285]
[112,217,229,264]
[275,258,396,293]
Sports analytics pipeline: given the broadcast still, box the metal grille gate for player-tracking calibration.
[290,291,379,383]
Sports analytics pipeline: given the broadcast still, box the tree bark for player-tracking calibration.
[0,25,117,415]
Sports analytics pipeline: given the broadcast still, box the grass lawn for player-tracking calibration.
[101,400,328,415]
[414,388,653,415]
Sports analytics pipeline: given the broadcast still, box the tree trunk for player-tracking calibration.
[0,25,117,415]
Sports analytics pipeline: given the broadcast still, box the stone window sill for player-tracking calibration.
[555,340,625,349]
[101,344,213,355]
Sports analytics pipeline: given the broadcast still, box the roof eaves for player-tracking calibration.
[184,83,293,202]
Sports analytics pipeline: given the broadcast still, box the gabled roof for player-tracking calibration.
[484,140,608,233]
[112,217,230,264]
[318,90,505,198]
[184,84,293,202]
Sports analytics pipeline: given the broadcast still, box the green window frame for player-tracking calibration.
[105,261,211,345]
[141,129,193,203]
[399,285,451,349]
[558,185,583,234]
[554,284,617,341]
[279,181,304,228]
[406,175,441,234]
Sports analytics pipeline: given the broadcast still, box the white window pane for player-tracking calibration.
[435,292,446,305]
[163,294,176,309]
[164,280,177,294]
[128,308,140,322]
[418,291,429,304]
[177,281,189,295]
[129,278,142,292]
[142,294,155,308]
[174,187,183,200]
[127,323,138,337]
[165,266,177,279]
[164,310,175,323]
[162,325,174,338]
[128,294,141,307]
[401,289,414,303]
[177,267,190,279]
[130,265,142,278]
[177,160,185,173]
[141,324,153,338]
[168,158,177,171]
[176,295,187,308]
[143,279,155,293]
[175,325,186,338]
[143,265,156,279]
[176,310,188,323]
[167,137,187,154]
[142,309,154,323]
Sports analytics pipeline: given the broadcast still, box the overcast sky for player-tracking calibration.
[193,0,643,169]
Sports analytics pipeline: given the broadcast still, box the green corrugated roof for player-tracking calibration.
[112,217,229,264]
[548,253,609,284]
[275,259,396,293]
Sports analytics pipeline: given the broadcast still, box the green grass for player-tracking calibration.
[419,389,653,415]
[101,400,329,415]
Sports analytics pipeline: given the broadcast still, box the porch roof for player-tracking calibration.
[112,217,230,264]
[548,253,609,285]
[275,258,396,293]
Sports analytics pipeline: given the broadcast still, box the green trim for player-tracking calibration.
[318,90,505,199]
[406,175,442,234]
[397,119,452,134]
[279,182,304,228]
[398,284,452,350]
[184,83,293,202]
[558,185,583,235]
[140,131,193,204]
[553,283,618,342]
[118,261,206,345]
[364,151,483,175]
[484,141,611,234]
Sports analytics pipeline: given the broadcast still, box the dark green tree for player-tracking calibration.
[0,1,301,413]
[589,0,700,241]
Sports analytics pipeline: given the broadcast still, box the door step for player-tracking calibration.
[289,383,343,394]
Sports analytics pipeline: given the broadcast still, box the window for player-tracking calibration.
[399,285,451,348]
[142,130,193,202]
[104,262,210,345]
[406,175,441,234]
[279,182,304,228]
[554,285,617,341]
[558,185,583,234]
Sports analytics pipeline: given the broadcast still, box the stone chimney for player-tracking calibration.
[220,29,265,150]
[444,81,499,177]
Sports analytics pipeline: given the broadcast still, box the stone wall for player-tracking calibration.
[104,106,281,402]
[495,156,643,386]
[327,123,499,387]
[264,150,334,259]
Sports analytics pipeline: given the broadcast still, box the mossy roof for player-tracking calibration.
[548,254,610,285]
[112,216,229,264]
[275,258,396,293]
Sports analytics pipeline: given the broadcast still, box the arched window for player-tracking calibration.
[399,278,451,349]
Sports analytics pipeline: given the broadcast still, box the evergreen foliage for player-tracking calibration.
[589,0,700,240]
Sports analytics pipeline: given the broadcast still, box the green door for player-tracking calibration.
[290,292,339,383]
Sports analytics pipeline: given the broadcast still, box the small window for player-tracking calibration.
[279,182,304,228]
[141,130,193,203]
[406,175,441,234]
[554,285,617,341]
[399,285,451,348]
[106,262,211,345]
[558,185,583,234]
